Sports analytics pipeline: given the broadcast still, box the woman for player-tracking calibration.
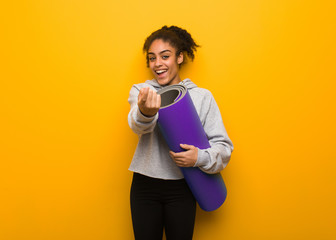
[128,25,233,240]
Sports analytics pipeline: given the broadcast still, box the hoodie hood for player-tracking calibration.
[145,78,198,91]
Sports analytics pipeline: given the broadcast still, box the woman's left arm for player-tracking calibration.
[194,94,234,174]
[169,92,233,174]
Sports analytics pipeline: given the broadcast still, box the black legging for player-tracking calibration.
[130,173,196,240]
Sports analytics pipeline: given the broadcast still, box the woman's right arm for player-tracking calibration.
[127,85,161,135]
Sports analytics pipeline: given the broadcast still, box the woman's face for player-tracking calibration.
[147,39,183,86]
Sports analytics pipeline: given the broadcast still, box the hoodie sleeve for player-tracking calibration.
[193,93,234,174]
[128,84,158,135]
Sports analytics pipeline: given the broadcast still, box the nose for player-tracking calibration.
[154,58,162,67]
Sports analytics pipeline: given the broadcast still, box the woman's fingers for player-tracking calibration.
[148,90,161,109]
[169,145,198,167]
[156,94,161,109]
[138,88,161,117]
[138,87,149,104]
[146,88,153,106]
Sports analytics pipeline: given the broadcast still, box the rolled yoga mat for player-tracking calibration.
[157,84,227,211]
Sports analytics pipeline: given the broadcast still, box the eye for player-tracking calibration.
[162,55,169,60]
[149,56,156,62]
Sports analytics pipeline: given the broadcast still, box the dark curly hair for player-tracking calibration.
[143,26,200,67]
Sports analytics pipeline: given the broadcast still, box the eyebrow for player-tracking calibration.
[148,50,172,55]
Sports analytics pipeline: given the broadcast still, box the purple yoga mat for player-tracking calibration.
[157,84,227,211]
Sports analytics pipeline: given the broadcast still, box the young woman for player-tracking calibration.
[128,25,233,240]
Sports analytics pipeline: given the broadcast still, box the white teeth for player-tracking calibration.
[156,70,167,74]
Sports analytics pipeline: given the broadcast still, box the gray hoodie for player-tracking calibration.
[128,78,233,180]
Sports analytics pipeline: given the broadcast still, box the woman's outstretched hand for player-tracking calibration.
[138,87,161,117]
[169,144,198,167]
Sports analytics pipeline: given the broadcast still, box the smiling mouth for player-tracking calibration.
[155,69,167,75]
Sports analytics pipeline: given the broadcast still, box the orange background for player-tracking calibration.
[1,0,335,239]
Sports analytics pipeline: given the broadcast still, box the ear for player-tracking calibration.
[177,52,184,65]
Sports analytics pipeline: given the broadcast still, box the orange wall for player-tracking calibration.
[1,1,335,239]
